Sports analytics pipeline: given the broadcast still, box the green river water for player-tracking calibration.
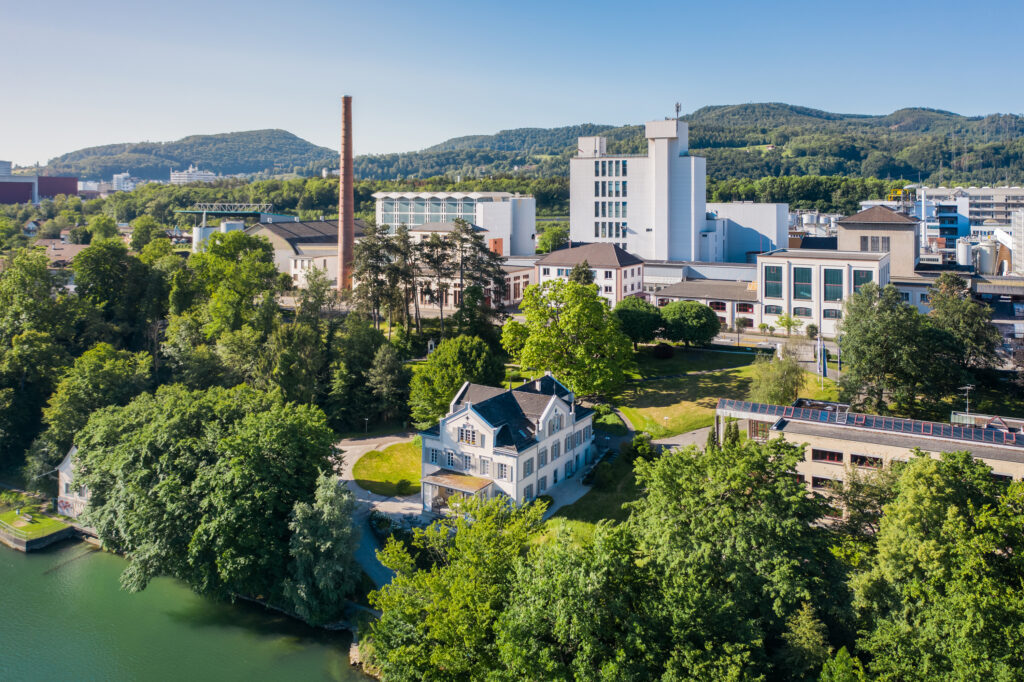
[0,539,368,681]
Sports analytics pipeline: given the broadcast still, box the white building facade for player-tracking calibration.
[170,165,218,185]
[756,249,889,337]
[570,120,706,261]
[533,242,644,306]
[373,191,536,256]
[419,375,596,513]
[57,447,89,518]
[706,202,789,263]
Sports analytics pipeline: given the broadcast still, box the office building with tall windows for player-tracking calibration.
[756,249,890,337]
[372,191,536,256]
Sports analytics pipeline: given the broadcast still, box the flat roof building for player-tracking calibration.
[373,191,535,256]
[715,399,1024,499]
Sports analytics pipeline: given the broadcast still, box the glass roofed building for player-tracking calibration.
[372,191,536,256]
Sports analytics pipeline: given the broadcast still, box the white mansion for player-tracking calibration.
[419,373,596,513]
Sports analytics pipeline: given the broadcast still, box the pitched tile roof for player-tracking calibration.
[249,219,368,247]
[535,242,644,268]
[837,205,918,226]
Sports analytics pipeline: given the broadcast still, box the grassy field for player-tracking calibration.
[352,437,422,497]
[0,506,69,539]
[618,349,838,439]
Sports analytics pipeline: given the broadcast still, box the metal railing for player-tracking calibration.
[0,518,29,539]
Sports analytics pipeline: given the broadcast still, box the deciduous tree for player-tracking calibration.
[517,279,632,399]
[660,300,721,346]
[614,296,662,349]
[409,334,503,428]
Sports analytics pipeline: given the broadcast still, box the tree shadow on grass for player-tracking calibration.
[618,368,754,410]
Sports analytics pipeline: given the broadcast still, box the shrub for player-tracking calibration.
[591,462,617,490]
[536,494,554,510]
[806,323,819,340]
[652,342,675,359]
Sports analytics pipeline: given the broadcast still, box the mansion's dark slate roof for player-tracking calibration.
[535,242,643,268]
[837,205,918,226]
[447,375,589,452]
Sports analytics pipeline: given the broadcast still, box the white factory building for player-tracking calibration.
[373,191,536,256]
[569,120,787,263]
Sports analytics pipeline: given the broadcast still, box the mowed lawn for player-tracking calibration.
[618,349,838,439]
[0,507,68,539]
[352,437,422,497]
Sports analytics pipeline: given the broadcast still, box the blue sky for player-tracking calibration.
[2,0,1023,167]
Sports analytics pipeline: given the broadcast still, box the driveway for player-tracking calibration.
[653,426,711,451]
[335,432,419,588]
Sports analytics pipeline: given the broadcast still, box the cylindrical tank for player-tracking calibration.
[956,239,972,266]
[975,241,997,275]
[802,213,816,228]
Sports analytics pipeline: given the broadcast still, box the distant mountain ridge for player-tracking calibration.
[41,129,337,181]
[38,103,1024,185]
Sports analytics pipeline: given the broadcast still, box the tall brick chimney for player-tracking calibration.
[337,95,355,290]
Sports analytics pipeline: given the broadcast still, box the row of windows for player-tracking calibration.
[430,448,511,480]
[594,201,628,218]
[594,222,627,239]
[811,449,884,469]
[595,159,628,177]
[860,236,891,253]
[763,266,873,300]
[594,181,627,198]
[901,291,930,304]
[762,305,841,319]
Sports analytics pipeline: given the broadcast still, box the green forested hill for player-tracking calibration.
[40,129,337,180]
[37,104,1024,185]
[353,104,1024,184]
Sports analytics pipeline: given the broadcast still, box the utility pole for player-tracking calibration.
[674,102,681,119]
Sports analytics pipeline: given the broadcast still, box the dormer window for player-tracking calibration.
[458,425,477,446]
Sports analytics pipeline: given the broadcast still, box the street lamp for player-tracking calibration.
[364,417,369,434]
[959,385,975,414]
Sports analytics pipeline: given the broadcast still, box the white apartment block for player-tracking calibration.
[533,242,644,306]
[570,120,706,261]
[170,164,218,185]
[419,374,596,513]
[373,191,536,256]
[111,172,135,192]
[756,249,889,337]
